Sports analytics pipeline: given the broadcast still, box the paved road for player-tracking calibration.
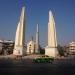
[0,58,75,75]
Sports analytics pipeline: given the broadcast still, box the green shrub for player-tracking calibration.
[33,57,54,63]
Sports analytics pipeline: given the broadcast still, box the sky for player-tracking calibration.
[0,0,75,47]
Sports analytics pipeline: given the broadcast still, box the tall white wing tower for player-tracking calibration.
[48,11,57,47]
[13,7,25,56]
[45,10,58,58]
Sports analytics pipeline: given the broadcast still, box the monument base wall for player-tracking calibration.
[13,46,24,56]
[45,46,58,58]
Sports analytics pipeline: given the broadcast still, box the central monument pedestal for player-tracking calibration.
[45,46,58,58]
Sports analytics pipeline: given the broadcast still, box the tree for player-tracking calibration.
[39,45,45,54]
[57,45,64,56]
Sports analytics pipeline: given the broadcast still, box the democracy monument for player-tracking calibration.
[13,6,58,58]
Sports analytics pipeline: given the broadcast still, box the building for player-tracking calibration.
[69,42,75,55]
[0,40,14,55]
[0,40,3,51]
